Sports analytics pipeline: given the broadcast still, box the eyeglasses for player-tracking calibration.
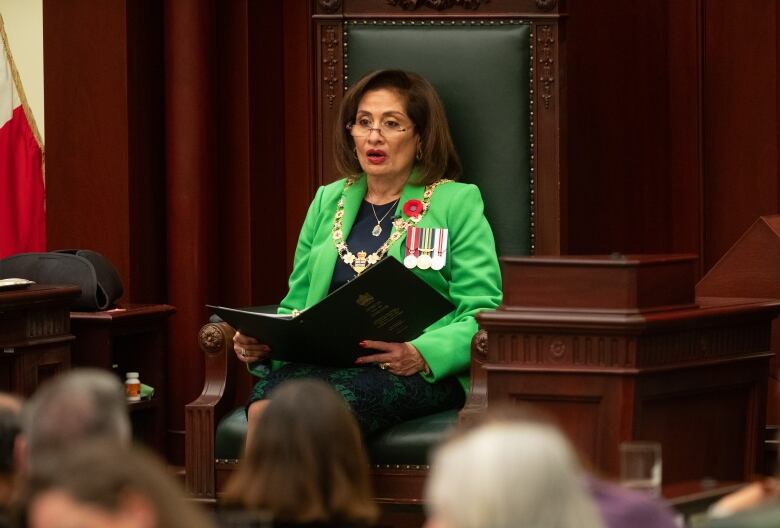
[347,118,412,138]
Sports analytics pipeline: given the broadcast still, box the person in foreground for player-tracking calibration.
[426,405,679,528]
[221,379,377,528]
[424,418,606,528]
[234,69,502,437]
[0,393,22,528]
[18,368,131,473]
[16,441,214,528]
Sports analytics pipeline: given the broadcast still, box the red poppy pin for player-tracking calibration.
[403,199,424,217]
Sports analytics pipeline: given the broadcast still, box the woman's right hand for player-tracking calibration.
[233,331,271,363]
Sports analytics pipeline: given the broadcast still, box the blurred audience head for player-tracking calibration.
[425,410,605,528]
[223,379,378,526]
[20,369,130,469]
[17,441,214,528]
[0,393,22,509]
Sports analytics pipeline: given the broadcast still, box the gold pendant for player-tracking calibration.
[353,251,368,274]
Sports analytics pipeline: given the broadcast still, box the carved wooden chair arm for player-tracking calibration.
[188,321,237,408]
[460,328,489,423]
[185,320,237,498]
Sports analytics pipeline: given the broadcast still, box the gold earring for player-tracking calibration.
[415,144,422,161]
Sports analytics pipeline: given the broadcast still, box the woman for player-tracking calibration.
[17,441,215,528]
[424,421,606,528]
[234,69,502,436]
[221,379,377,527]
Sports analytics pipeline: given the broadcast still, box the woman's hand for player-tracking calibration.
[354,340,430,376]
[233,331,271,364]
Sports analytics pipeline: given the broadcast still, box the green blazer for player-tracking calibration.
[273,173,503,392]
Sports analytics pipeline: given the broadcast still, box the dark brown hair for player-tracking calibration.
[222,380,378,525]
[334,69,462,185]
[16,441,215,528]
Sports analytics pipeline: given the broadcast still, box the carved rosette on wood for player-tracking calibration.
[321,25,341,109]
[471,329,488,359]
[535,0,558,11]
[537,24,555,110]
[386,0,487,10]
[198,324,225,354]
[318,0,342,13]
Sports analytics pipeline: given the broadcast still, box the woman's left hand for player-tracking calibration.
[354,340,430,376]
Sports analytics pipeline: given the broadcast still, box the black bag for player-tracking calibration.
[0,250,124,311]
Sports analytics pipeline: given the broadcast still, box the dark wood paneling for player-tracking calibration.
[337,0,564,16]
[44,0,131,289]
[666,0,703,262]
[702,0,778,269]
[247,1,288,305]
[214,1,252,309]
[566,0,777,279]
[283,2,316,272]
[164,0,218,464]
[127,0,166,303]
[567,1,695,257]
[44,0,166,303]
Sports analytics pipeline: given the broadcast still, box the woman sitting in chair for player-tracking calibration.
[234,69,502,437]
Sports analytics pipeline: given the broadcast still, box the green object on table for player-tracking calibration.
[140,383,154,400]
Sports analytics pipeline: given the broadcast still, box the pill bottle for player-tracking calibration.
[126,372,141,402]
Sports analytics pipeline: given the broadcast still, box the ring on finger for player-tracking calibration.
[379,362,390,370]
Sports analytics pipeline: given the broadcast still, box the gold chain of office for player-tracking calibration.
[331,178,451,274]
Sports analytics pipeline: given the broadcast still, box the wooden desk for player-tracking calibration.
[70,304,175,452]
[0,284,80,395]
[473,255,780,485]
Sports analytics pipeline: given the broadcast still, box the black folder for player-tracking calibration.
[207,257,455,367]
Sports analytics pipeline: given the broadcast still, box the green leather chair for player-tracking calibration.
[185,10,565,506]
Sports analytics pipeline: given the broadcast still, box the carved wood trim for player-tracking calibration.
[529,19,563,254]
[486,320,772,370]
[318,0,342,13]
[636,323,770,368]
[198,324,224,354]
[535,0,558,11]
[461,329,489,422]
[386,0,488,10]
[321,25,340,109]
[491,332,634,368]
[185,322,236,499]
[315,20,343,185]
[536,23,555,110]
[185,406,216,497]
[26,308,69,338]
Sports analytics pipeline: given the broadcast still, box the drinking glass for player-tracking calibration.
[619,441,662,497]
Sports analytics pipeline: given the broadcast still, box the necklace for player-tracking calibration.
[369,198,400,237]
[332,178,451,274]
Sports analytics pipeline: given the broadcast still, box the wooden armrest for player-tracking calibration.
[185,321,237,499]
[459,329,489,423]
[188,321,237,409]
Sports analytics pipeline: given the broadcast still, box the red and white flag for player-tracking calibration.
[0,16,45,258]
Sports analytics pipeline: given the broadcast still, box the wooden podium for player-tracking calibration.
[472,254,780,485]
[0,284,81,395]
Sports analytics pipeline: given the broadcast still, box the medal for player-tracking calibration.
[417,228,433,270]
[431,228,448,270]
[404,227,419,269]
[353,251,368,274]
